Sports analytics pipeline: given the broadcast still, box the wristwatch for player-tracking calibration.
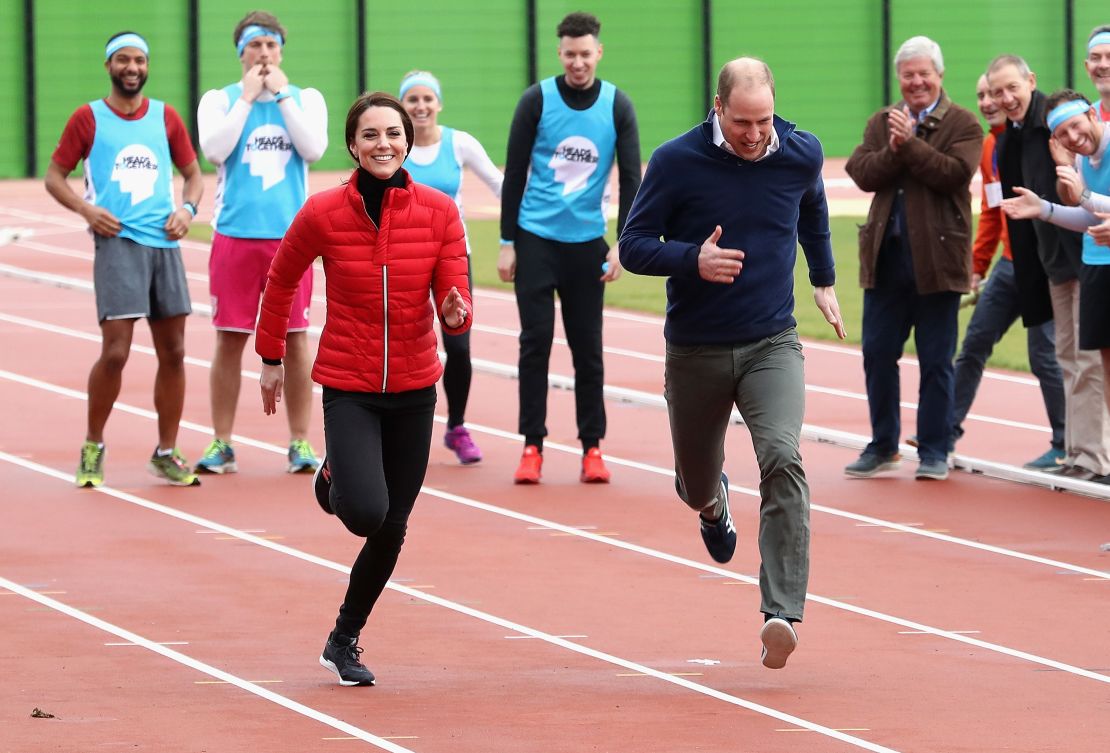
[182,201,198,217]
[1081,186,1092,203]
[274,87,291,103]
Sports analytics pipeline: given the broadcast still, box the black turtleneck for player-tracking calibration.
[356,167,407,226]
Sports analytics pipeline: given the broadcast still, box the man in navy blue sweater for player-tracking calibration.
[620,58,844,669]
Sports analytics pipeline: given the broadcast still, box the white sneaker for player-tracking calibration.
[760,617,798,669]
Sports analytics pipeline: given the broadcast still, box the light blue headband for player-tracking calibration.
[1047,100,1093,132]
[237,25,284,56]
[1089,31,1110,51]
[105,33,149,60]
[399,73,442,102]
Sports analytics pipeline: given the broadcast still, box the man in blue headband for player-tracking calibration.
[194,10,327,476]
[44,30,204,488]
[989,55,1110,482]
[1085,26,1110,124]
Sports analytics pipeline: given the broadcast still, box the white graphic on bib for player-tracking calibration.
[242,124,293,191]
[111,144,160,205]
[548,136,599,196]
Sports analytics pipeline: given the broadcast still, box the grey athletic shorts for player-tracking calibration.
[93,234,192,322]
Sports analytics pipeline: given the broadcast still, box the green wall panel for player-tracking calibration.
[0,1,26,176]
[198,0,357,172]
[536,0,703,159]
[361,0,526,170]
[34,2,190,177]
[891,0,1066,129]
[712,0,883,157]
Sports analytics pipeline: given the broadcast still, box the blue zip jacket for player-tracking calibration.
[619,111,834,345]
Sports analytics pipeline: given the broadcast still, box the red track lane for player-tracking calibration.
[3,178,1109,752]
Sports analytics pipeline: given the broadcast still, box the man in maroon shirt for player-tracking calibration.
[44,31,204,488]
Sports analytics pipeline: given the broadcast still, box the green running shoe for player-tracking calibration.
[75,441,105,488]
[148,448,201,486]
[287,438,320,474]
[195,438,237,474]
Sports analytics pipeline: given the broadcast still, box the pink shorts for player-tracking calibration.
[209,232,312,332]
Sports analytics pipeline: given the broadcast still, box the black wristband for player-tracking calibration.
[261,357,283,366]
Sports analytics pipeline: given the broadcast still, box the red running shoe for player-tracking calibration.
[580,447,611,483]
[513,445,543,484]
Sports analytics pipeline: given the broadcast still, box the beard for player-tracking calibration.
[110,71,147,97]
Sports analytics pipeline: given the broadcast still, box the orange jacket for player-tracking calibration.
[972,126,1011,279]
[256,169,472,393]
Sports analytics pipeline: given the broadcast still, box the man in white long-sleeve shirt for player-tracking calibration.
[195,10,328,475]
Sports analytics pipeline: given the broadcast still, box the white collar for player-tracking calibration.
[712,112,779,162]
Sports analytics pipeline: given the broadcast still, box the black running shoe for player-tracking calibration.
[699,472,736,563]
[313,456,334,515]
[319,632,375,686]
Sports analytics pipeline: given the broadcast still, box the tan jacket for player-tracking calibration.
[845,91,983,294]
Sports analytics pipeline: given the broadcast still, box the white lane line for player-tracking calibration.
[0,576,417,753]
[1,370,1108,690]
[0,272,1093,500]
[0,454,902,753]
[1,318,1107,572]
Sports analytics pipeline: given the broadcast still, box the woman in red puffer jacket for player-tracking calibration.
[257,91,471,688]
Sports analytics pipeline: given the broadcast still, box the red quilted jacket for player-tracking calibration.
[255,169,472,393]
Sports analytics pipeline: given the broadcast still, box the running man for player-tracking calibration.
[499,11,641,485]
[195,10,327,475]
[45,31,203,488]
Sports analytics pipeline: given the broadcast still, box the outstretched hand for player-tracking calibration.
[1001,187,1044,220]
[441,286,469,328]
[698,225,745,284]
[814,286,846,340]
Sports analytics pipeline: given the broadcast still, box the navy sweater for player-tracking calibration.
[619,113,835,345]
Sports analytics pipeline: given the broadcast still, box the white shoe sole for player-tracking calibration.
[760,618,798,669]
[319,655,374,686]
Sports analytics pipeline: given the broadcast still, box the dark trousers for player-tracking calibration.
[513,228,608,443]
[322,385,437,638]
[952,258,1065,449]
[862,236,960,463]
[441,266,474,428]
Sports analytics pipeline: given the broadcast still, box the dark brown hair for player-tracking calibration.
[557,12,600,38]
[1045,88,1090,113]
[234,11,287,47]
[344,92,414,163]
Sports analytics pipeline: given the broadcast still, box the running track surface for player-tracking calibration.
[1,171,1108,753]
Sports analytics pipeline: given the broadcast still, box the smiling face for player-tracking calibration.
[976,74,1005,128]
[105,47,148,98]
[401,85,442,130]
[1086,43,1110,99]
[349,106,408,179]
[558,34,602,89]
[1054,109,1101,156]
[897,56,942,115]
[714,83,775,161]
[989,63,1037,124]
[240,33,282,72]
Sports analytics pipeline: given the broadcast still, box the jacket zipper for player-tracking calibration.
[360,200,389,393]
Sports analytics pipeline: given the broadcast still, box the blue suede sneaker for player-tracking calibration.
[699,473,736,564]
[1023,447,1066,472]
[845,452,901,478]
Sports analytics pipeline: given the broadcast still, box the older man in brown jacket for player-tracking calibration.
[844,35,982,481]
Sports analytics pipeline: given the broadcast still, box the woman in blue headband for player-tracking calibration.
[399,70,503,465]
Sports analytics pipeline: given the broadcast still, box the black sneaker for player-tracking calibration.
[313,456,334,515]
[319,632,375,686]
[699,473,736,564]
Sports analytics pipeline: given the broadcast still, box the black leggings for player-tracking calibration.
[322,385,437,638]
[441,265,474,428]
